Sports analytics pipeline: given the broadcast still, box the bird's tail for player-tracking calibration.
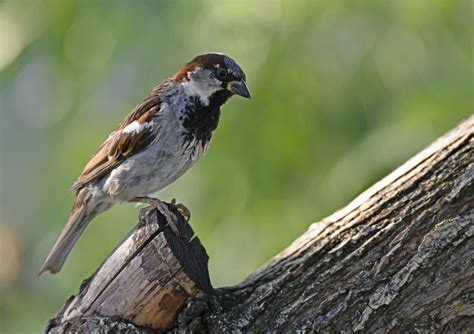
[38,191,100,275]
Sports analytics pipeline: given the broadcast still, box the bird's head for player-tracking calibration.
[176,53,250,105]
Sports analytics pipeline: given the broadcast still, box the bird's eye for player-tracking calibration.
[216,68,227,79]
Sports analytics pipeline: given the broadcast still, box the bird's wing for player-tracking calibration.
[70,95,161,191]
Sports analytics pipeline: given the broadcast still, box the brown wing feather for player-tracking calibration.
[70,94,161,191]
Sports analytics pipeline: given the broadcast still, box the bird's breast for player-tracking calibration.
[102,134,210,200]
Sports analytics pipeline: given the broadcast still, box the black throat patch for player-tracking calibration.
[181,90,231,142]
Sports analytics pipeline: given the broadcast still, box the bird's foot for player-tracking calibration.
[130,196,180,235]
[170,198,191,221]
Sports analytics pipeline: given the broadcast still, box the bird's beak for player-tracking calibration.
[227,80,251,99]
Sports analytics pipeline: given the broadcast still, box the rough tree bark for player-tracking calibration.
[47,116,474,333]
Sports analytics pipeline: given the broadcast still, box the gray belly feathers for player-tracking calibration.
[100,95,212,202]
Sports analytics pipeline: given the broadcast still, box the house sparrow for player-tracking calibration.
[39,53,250,275]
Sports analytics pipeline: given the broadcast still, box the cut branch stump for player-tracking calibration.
[47,206,212,333]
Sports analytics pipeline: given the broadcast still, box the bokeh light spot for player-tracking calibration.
[10,57,73,128]
[64,15,117,70]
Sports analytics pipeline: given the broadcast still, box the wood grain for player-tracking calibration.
[47,206,211,333]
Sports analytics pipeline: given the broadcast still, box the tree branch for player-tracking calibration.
[47,116,474,333]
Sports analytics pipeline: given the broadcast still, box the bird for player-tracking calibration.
[39,53,250,275]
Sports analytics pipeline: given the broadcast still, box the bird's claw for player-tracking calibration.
[154,200,181,236]
[170,198,191,221]
[131,197,180,236]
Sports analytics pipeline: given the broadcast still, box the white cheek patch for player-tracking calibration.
[182,68,221,106]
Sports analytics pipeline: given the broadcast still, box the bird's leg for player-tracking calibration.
[170,198,191,221]
[130,196,180,235]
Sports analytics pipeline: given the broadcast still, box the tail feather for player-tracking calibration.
[39,196,96,275]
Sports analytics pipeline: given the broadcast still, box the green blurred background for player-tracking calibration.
[0,0,472,332]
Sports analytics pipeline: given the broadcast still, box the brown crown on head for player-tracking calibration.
[175,53,226,81]
[175,53,245,82]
